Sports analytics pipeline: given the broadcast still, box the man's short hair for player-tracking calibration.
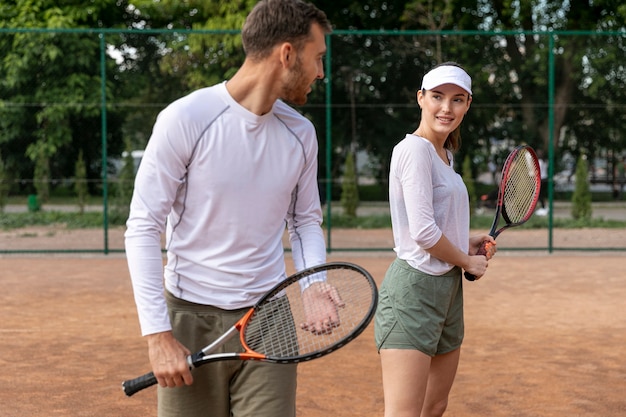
[242,0,332,60]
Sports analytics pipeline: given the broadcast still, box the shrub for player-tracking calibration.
[74,150,89,214]
[34,153,50,205]
[462,155,476,216]
[110,140,136,223]
[571,155,592,220]
[0,151,9,213]
[340,151,359,218]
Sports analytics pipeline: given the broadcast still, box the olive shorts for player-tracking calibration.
[158,291,297,417]
[374,258,464,356]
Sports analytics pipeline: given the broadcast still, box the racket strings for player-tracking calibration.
[502,151,540,222]
[244,298,301,357]
[243,267,375,360]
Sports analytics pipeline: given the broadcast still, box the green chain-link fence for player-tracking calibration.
[1,28,625,253]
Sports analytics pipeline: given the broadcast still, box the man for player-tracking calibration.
[124,1,334,416]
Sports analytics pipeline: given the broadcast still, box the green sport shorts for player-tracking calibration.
[159,291,297,417]
[374,258,464,356]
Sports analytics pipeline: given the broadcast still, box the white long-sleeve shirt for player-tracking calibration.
[389,134,470,275]
[125,82,326,336]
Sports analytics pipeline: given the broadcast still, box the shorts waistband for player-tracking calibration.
[165,290,251,314]
[394,258,461,278]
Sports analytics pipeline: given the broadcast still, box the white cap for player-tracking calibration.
[421,65,472,95]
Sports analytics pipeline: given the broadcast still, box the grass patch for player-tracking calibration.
[470,213,626,230]
[324,213,392,228]
[0,211,112,230]
[1,209,625,231]
[326,212,626,230]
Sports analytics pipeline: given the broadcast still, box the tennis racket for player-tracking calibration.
[122,262,378,396]
[465,145,541,281]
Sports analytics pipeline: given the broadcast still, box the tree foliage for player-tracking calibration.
[0,0,624,201]
[0,0,134,193]
[299,1,623,194]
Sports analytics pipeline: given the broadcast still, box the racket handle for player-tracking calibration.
[122,371,157,397]
[464,241,492,281]
[464,271,478,281]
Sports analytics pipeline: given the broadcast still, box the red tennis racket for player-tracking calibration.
[465,145,541,281]
[122,262,378,396]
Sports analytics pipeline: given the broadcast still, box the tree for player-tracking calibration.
[323,0,626,189]
[0,0,137,193]
[129,0,252,90]
[448,0,625,177]
[1,0,625,202]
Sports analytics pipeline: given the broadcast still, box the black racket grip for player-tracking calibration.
[122,371,157,397]
[464,271,478,281]
[464,240,490,281]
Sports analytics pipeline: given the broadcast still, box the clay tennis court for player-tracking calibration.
[1,228,625,416]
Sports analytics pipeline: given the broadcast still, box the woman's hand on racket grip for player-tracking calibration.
[146,331,193,388]
[470,234,497,260]
[300,282,346,335]
[465,235,497,279]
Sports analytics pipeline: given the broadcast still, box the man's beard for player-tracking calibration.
[281,56,309,106]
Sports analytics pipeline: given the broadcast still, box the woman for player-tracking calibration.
[375,62,496,417]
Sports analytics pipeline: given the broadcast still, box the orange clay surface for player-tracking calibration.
[1,227,625,416]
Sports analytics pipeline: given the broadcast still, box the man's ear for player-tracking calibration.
[279,42,294,68]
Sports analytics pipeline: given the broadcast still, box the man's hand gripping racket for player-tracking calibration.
[122,262,378,396]
[465,145,541,281]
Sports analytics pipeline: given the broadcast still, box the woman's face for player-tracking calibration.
[417,83,472,139]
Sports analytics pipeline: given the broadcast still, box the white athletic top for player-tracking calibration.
[125,82,326,336]
[389,134,470,275]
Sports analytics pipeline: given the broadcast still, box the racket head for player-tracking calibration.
[465,145,541,282]
[241,262,378,363]
[493,145,541,235]
[122,263,377,396]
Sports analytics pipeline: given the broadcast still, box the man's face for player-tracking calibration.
[281,23,326,106]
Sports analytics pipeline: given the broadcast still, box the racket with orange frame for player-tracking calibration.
[465,145,541,281]
[122,262,378,396]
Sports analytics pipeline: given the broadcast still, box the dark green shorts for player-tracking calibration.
[374,258,464,356]
[159,291,297,417]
